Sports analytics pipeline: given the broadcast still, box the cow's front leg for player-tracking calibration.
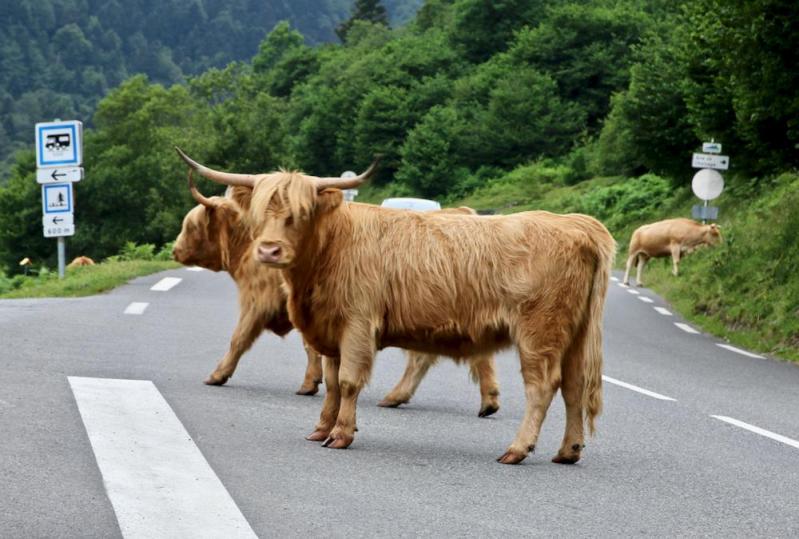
[205,308,263,385]
[324,322,376,449]
[670,244,681,276]
[296,339,323,395]
[307,356,340,441]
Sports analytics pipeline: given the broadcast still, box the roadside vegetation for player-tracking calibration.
[0,0,796,359]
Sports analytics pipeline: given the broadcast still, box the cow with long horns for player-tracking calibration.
[177,148,615,465]
[172,170,501,416]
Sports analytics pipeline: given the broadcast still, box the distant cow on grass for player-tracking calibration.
[623,218,722,286]
[172,172,500,416]
[177,148,615,465]
[67,256,95,268]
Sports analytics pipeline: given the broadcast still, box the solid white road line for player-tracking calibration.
[654,307,673,316]
[68,377,257,539]
[150,277,182,291]
[123,302,149,315]
[711,415,799,450]
[716,343,765,359]
[675,322,700,334]
[185,266,205,272]
[626,288,640,295]
[637,296,654,303]
[602,375,677,401]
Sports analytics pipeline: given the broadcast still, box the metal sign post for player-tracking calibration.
[35,119,83,278]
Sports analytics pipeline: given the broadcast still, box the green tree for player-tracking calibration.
[336,0,390,42]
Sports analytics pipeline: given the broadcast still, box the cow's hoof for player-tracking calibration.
[551,454,580,465]
[496,450,527,465]
[296,384,319,396]
[478,403,499,418]
[377,398,404,408]
[204,373,229,386]
[306,429,329,442]
[322,433,353,449]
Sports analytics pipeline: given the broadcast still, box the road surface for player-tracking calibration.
[2,267,798,537]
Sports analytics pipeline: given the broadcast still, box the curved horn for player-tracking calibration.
[312,156,381,192]
[187,169,217,207]
[175,146,256,188]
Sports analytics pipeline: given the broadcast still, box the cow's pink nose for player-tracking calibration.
[257,243,282,263]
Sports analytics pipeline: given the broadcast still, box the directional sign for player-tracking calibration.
[42,213,74,228]
[42,183,73,214]
[35,120,83,168]
[702,142,722,154]
[43,221,75,238]
[692,153,729,170]
[36,166,83,184]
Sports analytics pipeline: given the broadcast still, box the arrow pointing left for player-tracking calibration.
[36,167,83,184]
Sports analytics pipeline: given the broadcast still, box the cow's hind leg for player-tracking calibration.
[552,323,588,464]
[379,351,437,408]
[498,308,569,465]
[307,356,340,441]
[636,254,648,286]
[296,340,323,395]
[324,322,376,449]
[205,308,263,385]
[471,354,500,417]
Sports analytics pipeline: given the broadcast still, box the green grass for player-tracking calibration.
[0,260,179,299]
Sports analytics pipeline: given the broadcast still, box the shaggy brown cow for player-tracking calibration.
[67,256,95,267]
[623,218,722,286]
[172,173,500,415]
[177,148,615,465]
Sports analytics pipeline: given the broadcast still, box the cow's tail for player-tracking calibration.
[583,233,615,436]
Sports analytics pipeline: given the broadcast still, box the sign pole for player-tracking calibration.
[57,236,66,278]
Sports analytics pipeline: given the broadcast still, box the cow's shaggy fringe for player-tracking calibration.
[248,171,616,464]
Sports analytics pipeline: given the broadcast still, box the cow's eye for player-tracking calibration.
[285,215,294,227]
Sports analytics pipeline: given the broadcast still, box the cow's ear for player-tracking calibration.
[316,189,344,215]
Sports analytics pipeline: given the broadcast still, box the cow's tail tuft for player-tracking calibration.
[583,233,615,436]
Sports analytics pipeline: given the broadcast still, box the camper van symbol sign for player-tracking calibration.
[35,120,83,168]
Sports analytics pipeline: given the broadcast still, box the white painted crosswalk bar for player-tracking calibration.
[716,343,764,359]
[654,307,672,316]
[150,277,182,291]
[711,415,799,450]
[123,302,149,315]
[675,322,700,334]
[68,377,257,539]
[602,375,676,401]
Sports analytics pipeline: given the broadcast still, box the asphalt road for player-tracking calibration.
[2,267,798,537]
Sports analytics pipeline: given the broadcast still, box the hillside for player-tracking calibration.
[0,0,423,176]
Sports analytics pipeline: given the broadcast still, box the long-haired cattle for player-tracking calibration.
[177,149,615,464]
[172,171,500,415]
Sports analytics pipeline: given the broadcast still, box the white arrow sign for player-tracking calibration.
[42,213,74,228]
[692,153,730,170]
[36,167,83,184]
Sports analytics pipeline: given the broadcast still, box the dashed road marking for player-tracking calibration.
[69,377,257,539]
[602,375,677,401]
[711,415,799,450]
[123,302,149,315]
[186,266,205,272]
[675,322,700,334]
[626,289,640,295]
[637,296,654,303]
[151,277,182,291]
[610,276,619,282]
[618,283,629,288]
[654,307,672,316]
[716,343,765,359]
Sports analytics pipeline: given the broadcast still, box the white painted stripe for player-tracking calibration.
[716,343,765,359]
[637,296,654,303]
[69,377,257,539]
[654,307,672,316]
[626,288,640,295]
[150,277,182,291]
[610,276,619,282]
[602,375,676,401]
[618,283,629,288]
[711,415,799,450]
[675,322,700,334]
[123,302,149,315]
[186,266,205,272]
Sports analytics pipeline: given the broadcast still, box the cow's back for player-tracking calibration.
[630,218,701,256]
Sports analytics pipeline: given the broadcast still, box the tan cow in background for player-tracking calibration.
[623,218,722,286]
[172,173,500,416]
[67,256,95,268]
[177,148,615,465]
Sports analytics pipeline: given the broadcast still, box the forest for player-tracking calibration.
[0,0,797,356]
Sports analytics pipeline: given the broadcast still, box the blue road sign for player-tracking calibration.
[35,120,83,168]
[42,183,73,214]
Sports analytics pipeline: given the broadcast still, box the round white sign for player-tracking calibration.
[692,168,724,201]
